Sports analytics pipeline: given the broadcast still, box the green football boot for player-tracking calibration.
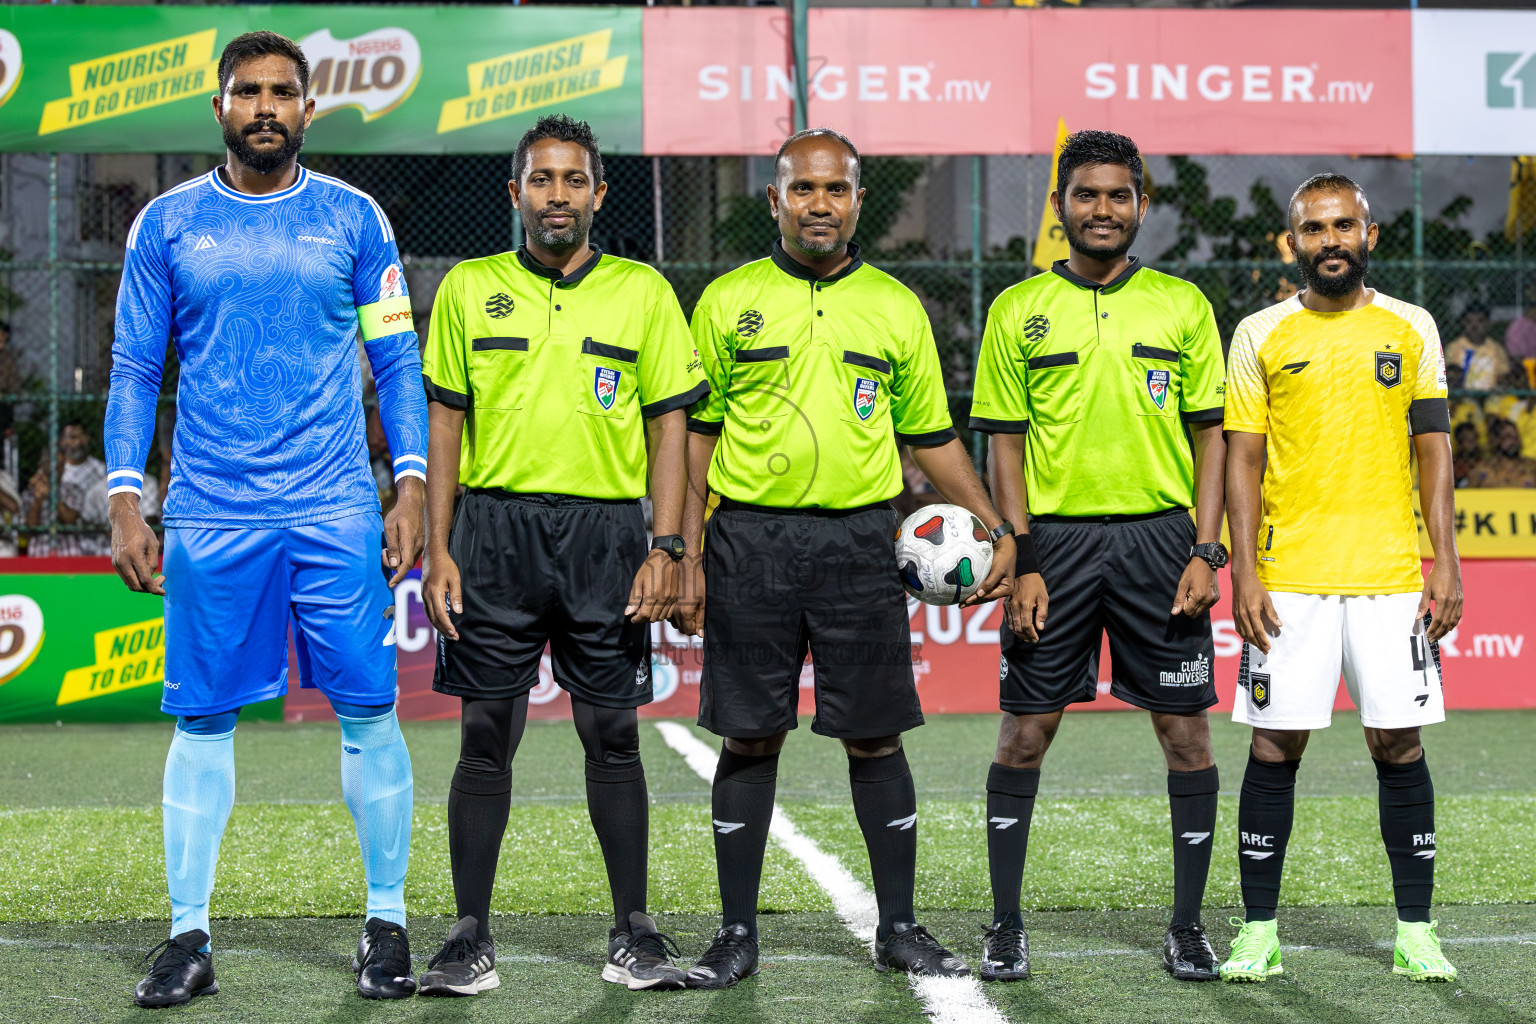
[1219,917,1283,982]
[1393,920,1457,982]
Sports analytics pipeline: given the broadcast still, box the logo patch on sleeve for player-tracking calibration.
[1375,351,1402,388]
[594,367,620,410]
[1146,369,1170,410]
[853,377,879,420]
[378,263,406,300]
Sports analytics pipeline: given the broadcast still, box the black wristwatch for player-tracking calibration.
[1190,542,1229,571]
[989,520,1015,543]
[651,534,687,562]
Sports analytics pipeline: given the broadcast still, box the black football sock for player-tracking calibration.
[585,757,650,930]
[1375,754,1436,923]
[712,747,780,938]
[448,765,512,944]
[1237,753,1299,923]
[450,696,528,944]
[986,763,1039,931]
[1168,765,1220,927]
[848,748,918,940]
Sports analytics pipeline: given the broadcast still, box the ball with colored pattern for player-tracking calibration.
[895,503,994,606]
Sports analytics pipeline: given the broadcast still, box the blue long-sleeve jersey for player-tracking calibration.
[107,166,427,529]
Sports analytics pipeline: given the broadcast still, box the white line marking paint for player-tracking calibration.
[654,721,1008,1024]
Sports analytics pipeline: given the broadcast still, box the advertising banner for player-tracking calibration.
[1412,10,1536,156]
[0,564,280,724]
[0,558,1526,725]
[295,560,1535,725]
[642,8,1413,156]
[1417,488,1536,559]
[0,6,642,154]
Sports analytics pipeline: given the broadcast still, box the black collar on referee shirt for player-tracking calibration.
[516,243,603,287]
[770,238,864,285]
[1050,255,1142,291]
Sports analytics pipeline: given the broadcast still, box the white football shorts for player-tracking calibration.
[1233,591,1445,731]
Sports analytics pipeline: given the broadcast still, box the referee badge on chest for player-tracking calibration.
[853,377,879,420]
[1146,369,1170,410]
[594,366,620,410]
[1375,350,1402,389]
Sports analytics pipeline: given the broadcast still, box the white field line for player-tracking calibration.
[653,721,1008,1024]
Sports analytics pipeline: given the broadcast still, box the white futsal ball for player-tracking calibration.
[895,503,994,606]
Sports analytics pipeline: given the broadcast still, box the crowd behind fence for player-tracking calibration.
[0,147,1533,554]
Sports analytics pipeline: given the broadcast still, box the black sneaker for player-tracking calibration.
[685,923,760,989]
[979,923,1030,981]
[419,916,499,997]
[353,917,417,999]
[1164,922,1219,981]
[874,923,971,978]
[134,930,217,1008]
[601,911,686,990]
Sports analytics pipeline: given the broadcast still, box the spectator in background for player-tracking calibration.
[1467,417,1536,488]
[1504,283,1536,368]
[25,420,110,555]
[1452,422,1482,489]
[1444,303,1509,391]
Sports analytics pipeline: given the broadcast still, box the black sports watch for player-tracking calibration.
[651,534,687,562]
[989,520,1015,543]
[1190,542,1229,571]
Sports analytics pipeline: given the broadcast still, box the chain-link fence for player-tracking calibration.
[1,144,1532,551]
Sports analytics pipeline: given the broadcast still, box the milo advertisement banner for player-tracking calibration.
[0,570,280,724]
[0,5,641,153]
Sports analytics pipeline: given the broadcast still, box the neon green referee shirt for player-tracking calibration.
[969,259,1225,517]
[687,241,956,509]
[422,246,707,499]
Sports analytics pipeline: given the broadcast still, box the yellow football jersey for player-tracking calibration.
[1225,292,1448,594]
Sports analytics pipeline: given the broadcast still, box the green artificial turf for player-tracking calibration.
[2,711,1533,1023]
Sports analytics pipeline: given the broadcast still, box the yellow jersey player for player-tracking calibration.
[1220,174,1462,984]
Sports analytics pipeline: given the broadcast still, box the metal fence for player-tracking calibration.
[1,147,1533,549]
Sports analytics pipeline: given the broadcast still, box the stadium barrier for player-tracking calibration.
[3,533,1531,724]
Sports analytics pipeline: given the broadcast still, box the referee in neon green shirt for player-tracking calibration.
[674,129,1015,987]
[418,115,705,994]
[969,131,1229,983]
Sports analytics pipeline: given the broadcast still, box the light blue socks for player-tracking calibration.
[336,707,413,927]
[163,722,237,943]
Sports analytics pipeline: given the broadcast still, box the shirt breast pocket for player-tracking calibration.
[1026,351,1084,425]
[839,349,893,426]
[469,336,528,410]
[729,345,792,422]
[1130,343,1182,418]
[579,338,638,419]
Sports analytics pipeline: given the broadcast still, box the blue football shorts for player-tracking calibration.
[161,511,397,715]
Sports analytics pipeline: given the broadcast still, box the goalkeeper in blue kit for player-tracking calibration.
[105,32,427,1006]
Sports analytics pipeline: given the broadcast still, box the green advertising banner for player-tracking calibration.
[0,574,280,724]
[0,5,641,153]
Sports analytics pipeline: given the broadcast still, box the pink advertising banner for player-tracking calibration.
[642,8,1413,156]
[286,561,1536,724]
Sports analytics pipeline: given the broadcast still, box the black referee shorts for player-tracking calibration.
[1001,508,1217,715]
[699,499,923,740]
[432,489,652,708]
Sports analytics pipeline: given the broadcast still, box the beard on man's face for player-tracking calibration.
[1063,212,1141,262]
[522,202,593,251]
[1298,241,1370,298]
[223,116,304,175]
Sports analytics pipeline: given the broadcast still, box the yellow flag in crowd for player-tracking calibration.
[1032,118,1071,271]
[1507,156,1536,244]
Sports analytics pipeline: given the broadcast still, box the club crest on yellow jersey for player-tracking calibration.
[1375,350,1402,388]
